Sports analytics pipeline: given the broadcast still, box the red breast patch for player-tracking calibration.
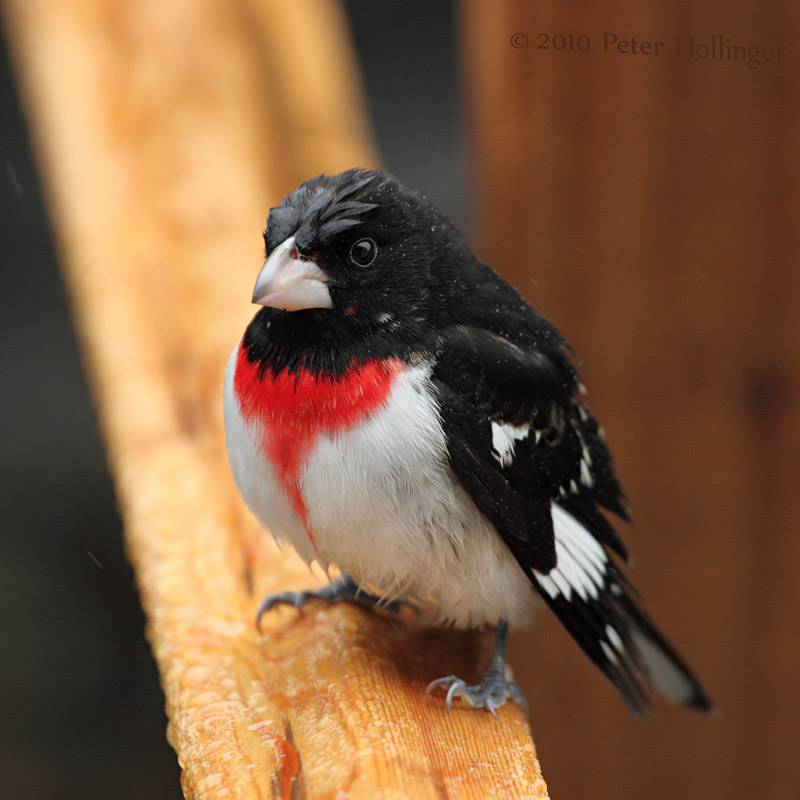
[234,345,404,551]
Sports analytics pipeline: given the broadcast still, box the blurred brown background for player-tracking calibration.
[463,3,800,799]
[2,1,798,798]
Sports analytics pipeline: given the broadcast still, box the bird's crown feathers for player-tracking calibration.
[266,168,386,254]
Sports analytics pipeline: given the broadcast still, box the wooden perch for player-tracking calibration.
[3,0,548,797]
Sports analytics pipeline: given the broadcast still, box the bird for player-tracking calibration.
[223,167,712,717]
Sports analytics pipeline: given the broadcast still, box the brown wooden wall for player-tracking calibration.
[462,2,800,798]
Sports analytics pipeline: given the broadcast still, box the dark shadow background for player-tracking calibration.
[0,2,464,798]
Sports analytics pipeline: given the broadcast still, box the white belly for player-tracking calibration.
[223,346,537,629]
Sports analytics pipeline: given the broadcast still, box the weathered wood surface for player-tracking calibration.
[3,0,549,797]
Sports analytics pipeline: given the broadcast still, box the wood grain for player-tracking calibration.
[2,0,548,797]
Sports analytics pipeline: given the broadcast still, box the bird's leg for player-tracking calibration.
[256,572,418,630]
[426,620,527,718]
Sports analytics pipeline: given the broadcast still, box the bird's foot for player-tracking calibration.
[256,572,418,630]
[426,662,527,719]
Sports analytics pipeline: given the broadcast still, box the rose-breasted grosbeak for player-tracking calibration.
[223,168,711,716]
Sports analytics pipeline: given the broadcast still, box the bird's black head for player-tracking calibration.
[242,168,536,375]
[251,169,472,340]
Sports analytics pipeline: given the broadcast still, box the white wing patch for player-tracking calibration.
[535,503,608,602]
[490,421,531,467]
[580,457,593,487]
[601,624,624,665]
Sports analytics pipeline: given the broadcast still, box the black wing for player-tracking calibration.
[431,323,711,714]
[432,324,628,562]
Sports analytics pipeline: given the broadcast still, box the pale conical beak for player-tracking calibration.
[251,235,333,311]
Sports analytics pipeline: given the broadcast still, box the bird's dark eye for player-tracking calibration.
[349,237,377,268]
